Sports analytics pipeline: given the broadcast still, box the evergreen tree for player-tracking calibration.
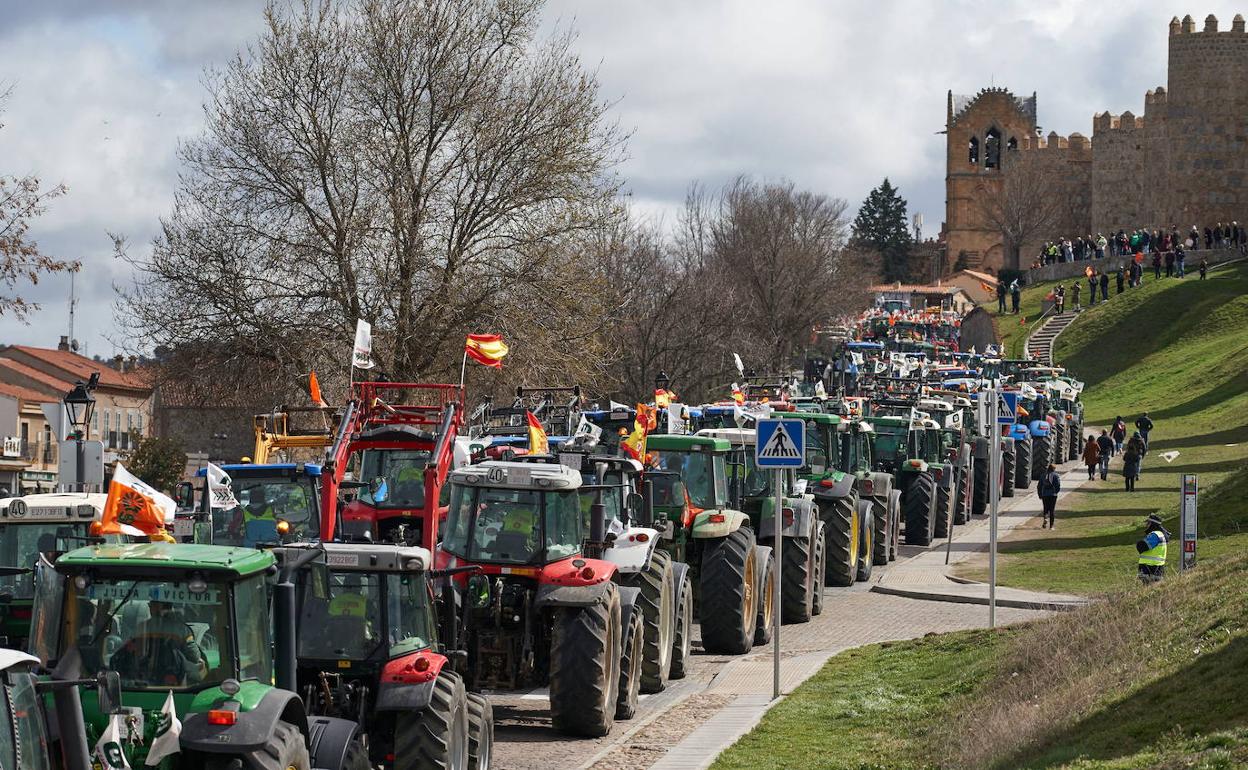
[852,178,913,282]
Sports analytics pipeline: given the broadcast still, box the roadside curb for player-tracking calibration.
[868,583,1086,612]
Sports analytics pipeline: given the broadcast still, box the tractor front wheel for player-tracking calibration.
[1002,443,1016,498]
[204,720,310,770]
[812,522,827,615]
[616,601,644,720]
[972,457,989,518]
[871,498,889,566]
[549,583,622,736]
[699,527,758,654]
[1031,435,1052,480]
[780,523,816,623]
[396,669,470,770]
[753,546,775,645]
[1015,438,1033,489]
[625,549,674,694]
[467,692,493,770]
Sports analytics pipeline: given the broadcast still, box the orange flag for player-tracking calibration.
[526,411,549,454]
[465,334,509,368]
[100,464,176,537]
[655,388,673,409]
[980,281,994,294]
[309,370,327,407]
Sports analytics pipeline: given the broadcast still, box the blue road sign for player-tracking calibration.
[756,418,805,468]
[997,391,1019,425]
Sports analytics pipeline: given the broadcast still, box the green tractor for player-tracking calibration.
[644,434,775,655]
[865,414,943,547]
[30,542,370,769]
[695,428,826,623]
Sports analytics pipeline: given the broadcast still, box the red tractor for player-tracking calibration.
[439,460,642,737]
[322,382,464,550]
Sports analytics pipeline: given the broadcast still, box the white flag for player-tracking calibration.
[573,414,603,445]
[352,319,374,369]
[733,352,744,376]
[95,713,132,769]
[945,411,963,430]
[145,691,182,766]
[874,360,887,375]
[206,463,238,510]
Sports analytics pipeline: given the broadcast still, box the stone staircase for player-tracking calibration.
[1025,311,1078,364]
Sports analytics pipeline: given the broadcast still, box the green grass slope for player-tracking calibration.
[961,261,1248,594]
[714,552,1248,769]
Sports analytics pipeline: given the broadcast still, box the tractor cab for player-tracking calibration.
[180,463,322,547]
[643,435,734,543]
[0,493,104,648]
[32,542,366,769]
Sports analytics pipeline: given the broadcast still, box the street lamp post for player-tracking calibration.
[654,370,670,395]
[63,379,96,492]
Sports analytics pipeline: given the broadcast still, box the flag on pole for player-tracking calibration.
[730,383,745,405]
[655,388,674,409]
[352,319,374,369]
[573,414,603,446]
[621,404,653,461]
[465,334,509,368]
[526,411,549,454]
[206,463,238,510]
[94,713,132,769]
[732,352,744,376]
[308,371,326,407]
[145,691,182,766]
[100,464,176,538]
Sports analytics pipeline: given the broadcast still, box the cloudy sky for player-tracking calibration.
[0,1,1238,356]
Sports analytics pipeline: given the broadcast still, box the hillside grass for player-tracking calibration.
[714,552,1248,769]
[960,260,1248,594]
[983,277,1062,358]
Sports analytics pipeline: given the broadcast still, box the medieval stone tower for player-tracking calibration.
[942,13,1248,273]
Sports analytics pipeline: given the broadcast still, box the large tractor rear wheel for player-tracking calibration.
[753,547,775,645]
[823,495,859,587]
[1053,424,1066,466]
[1014,439,1032,489]
[1069,424,1082,461]
[972,457,989,518]
[699,527,758,654]
[811,522,827,615]
[466,692,493,770]
[780,522,817,623]
[669,570,693,679]
[934,480,951,538]
[1002,443,1016,498]
[855,501,873,582]
[616,601,644,720]
[871,498,889,566]
[1031,435,1051,481]
[626,549,674,694]
[396,669,470,770]
[903,472,936,546]
[205,720,310,770]
[549,584,622,737]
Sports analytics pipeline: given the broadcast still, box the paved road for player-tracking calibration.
[493,569,1048,770]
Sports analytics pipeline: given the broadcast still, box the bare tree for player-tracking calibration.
[0,91,75,321]
[975,149,1067,270]
[118,0,624,396]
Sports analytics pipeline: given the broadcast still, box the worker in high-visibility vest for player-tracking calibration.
[1136,514,1169,584]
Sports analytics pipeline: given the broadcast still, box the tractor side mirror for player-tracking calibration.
[96,671,122,715]
[174,482,194,510]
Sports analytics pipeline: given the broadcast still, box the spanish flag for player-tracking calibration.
[980,281,994,295]
[731,383,745,405]
[655,389,675,408]
[622,403,653,461]
[527,411,549,454]
[465,334,509,368]
[99,464,177,538]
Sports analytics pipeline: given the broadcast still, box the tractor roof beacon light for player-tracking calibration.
[63,377,97,440]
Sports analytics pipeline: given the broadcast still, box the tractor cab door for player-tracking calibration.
[27,556,62,664]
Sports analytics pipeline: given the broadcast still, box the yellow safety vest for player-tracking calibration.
[243,505,273,523]
[503,509,536,535]
[329,592,368,618]
[1138,531,1167,566]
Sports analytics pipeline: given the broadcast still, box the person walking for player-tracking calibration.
[1199,258,1209,279]
[1111,416,1127,454]
[1189,225,1200,250]
[1099,270,1110,301]
[1122,433,1145,491]
[1135,412,1154,451]
[1082,435,1100,480]
[1096,430,1114,480]
[1152,251,1162,279]
[1010,279,1021,314]
[1136,514,1169,584]
[1038,463,1061,528]
[1071,280,1081,312]
[996,280,1007,313]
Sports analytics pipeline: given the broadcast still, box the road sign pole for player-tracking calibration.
[988,388,998,629]
[773,467,782,701]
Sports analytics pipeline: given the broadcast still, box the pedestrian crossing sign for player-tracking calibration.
[998,391,1019,425]
[756,419,805,468]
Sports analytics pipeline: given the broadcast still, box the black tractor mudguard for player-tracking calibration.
[308,715,361,770]
[180,689,308,755]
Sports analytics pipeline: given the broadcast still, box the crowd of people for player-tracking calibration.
[1078,413,1153,491]
[1031,222,1247,268]
[1039,246,1211,314]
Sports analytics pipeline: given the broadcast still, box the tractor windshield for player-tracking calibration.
[61,574,271,692]
[578,484,625,528]
[0,523,89,600]
[652,451,727,509]
[297,570,431,660]
[212,476,318,547]
[803,424,838,474]
[359,449,432,509]
[443,486,583,564]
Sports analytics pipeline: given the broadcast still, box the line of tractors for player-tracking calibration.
[0,318,1084,770]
